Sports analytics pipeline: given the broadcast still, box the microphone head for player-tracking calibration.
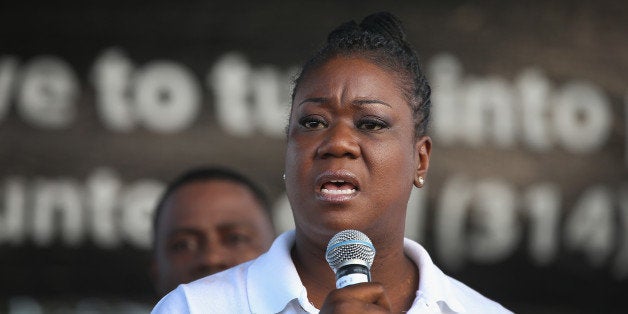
[325,229,376,273]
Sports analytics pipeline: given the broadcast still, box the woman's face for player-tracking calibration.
[285,56,428,243]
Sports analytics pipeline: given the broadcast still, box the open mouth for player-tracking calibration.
[316,170,360,201]
[321,180,358,195]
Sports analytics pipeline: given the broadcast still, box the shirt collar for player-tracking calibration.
[246,230,466,313]
[404,238,466,313]
[247,230,317,313]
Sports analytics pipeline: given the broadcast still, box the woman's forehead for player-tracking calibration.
[293,56,404,102]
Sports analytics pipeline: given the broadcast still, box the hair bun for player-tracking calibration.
[327,20,359,42]
[359,12,406,42]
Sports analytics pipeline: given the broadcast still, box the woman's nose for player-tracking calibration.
[316,122,361,159]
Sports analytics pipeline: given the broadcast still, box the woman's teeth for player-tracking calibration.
[321,188,356,195]
[321,180,357,195]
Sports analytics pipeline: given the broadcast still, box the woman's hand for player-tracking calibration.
[319,282,392,313]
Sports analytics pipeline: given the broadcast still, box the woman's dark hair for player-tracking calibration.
[291,12,431,137]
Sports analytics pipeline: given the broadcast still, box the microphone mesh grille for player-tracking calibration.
[325,229,376,272]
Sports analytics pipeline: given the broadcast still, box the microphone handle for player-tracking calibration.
[335,264,371,288]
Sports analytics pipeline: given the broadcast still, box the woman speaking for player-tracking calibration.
[153,12,511,313]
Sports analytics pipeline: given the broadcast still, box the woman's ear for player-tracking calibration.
[413,136,432,188]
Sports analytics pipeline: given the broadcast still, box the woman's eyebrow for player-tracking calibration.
[297,97,327,107]
[297,98,392,108]
[353,99,392,108]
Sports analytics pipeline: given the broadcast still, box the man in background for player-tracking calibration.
[151,167,275,297]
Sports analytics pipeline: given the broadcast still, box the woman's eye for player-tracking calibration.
[299,116,327,129]
[358,118,388,131]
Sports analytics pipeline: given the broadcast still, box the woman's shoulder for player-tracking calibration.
[403,238,512,313]
[444,276,513,313]
[151,261,254,314]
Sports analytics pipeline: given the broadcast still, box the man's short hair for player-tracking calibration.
[152,166,272,248]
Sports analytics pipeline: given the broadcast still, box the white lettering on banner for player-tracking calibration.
[91,49,136,131]
[209,53,255,136]
[468,180,520,263]
[32,178,84,247]
[564,185,614,267]
[429,53,613,152]
[0,49,620,151]
[0,178,26,245]
[135,61,201,133]
[464,78,516,147]
[92,48,201,133]
[615,185,628,278]
[1,172,627,279]
[524,183,561,265]
[0,56,18,121]
[250,65,294,136]
[434,177,626,278]
[517,68,552,151]
[86,169,122,249]
[0,48,624,275]
[435,177,520,269]
[17,56,78,129]
[119,179,163,249]
[554,82,611,153]
[435,176,473,270]
[0,169,163,249]
[209,52,293,137]
[9,297,43,314]
[428,54,461,146]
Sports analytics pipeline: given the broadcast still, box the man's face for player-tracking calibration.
[153,179,274,296]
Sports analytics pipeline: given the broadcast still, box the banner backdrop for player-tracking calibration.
[1,1,626,313]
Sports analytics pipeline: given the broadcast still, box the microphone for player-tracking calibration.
[325,229,376,289]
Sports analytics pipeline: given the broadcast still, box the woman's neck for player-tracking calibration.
[291,232,419,312]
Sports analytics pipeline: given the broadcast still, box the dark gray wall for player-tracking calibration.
[0,1,626,312]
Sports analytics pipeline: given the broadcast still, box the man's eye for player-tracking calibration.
[224,233,251,246]
[169,238,198,253]
[299,116,327,129]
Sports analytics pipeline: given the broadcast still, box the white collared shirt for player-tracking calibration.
[152,230,512,314]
